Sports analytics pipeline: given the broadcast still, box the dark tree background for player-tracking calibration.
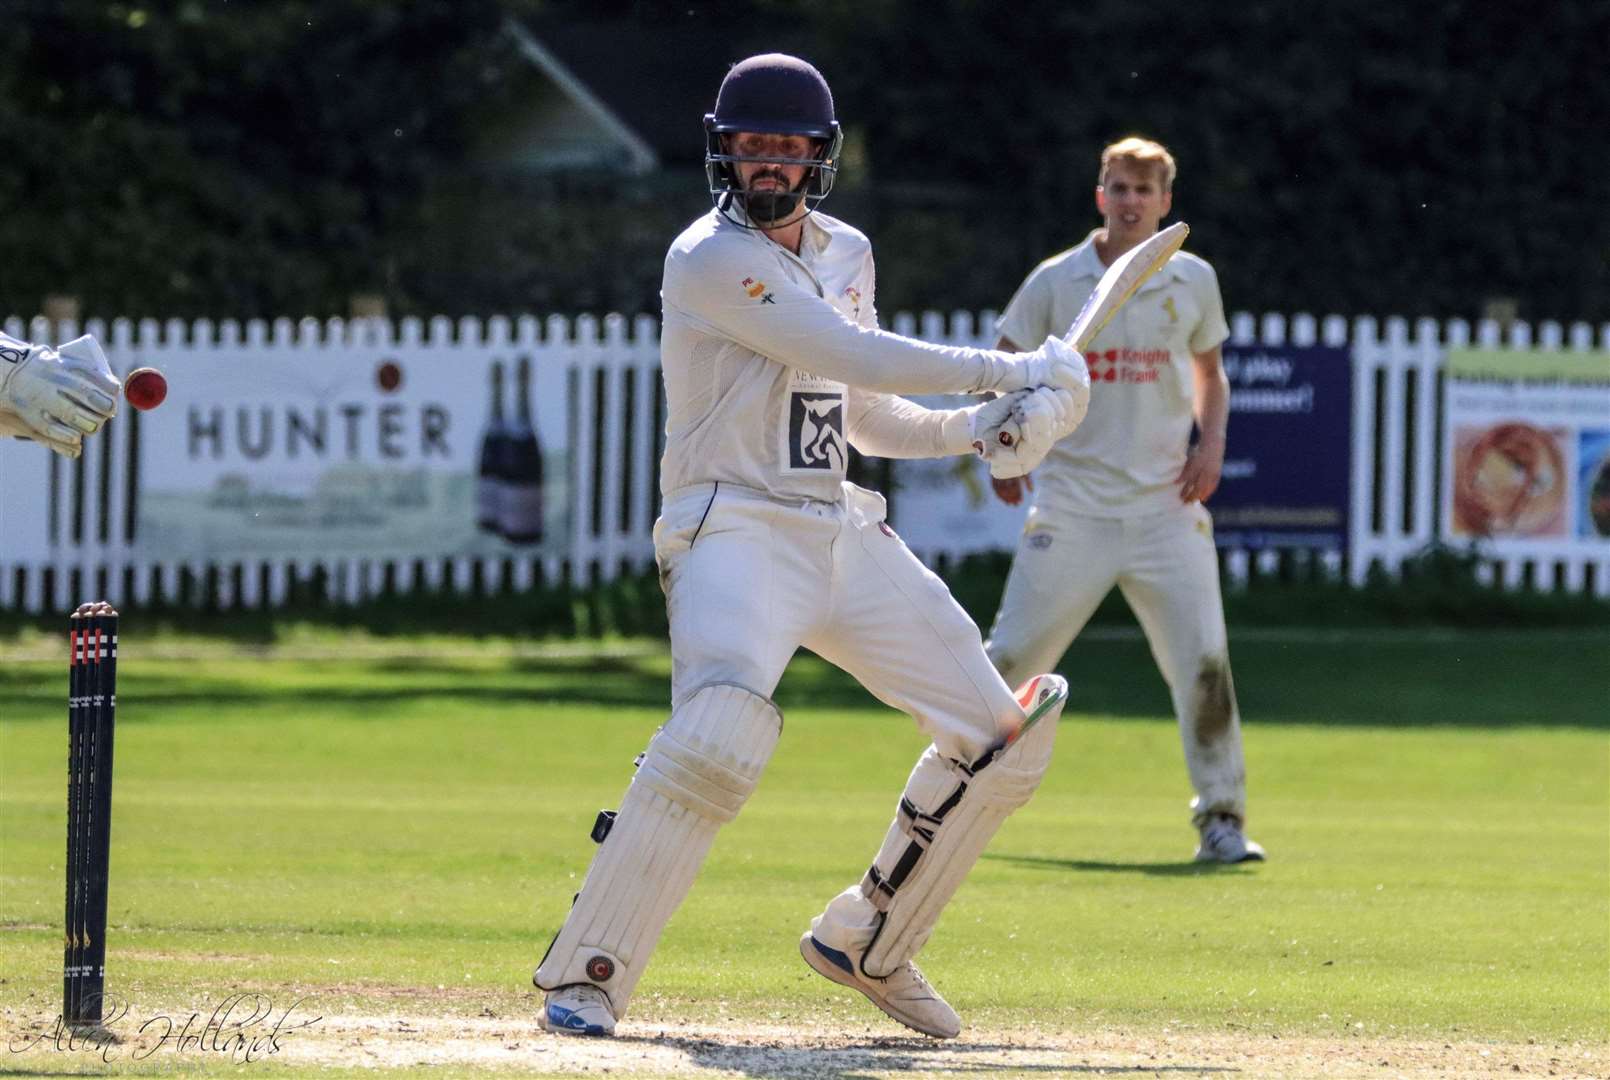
[1,0,532,317]
[3,0,1607,323]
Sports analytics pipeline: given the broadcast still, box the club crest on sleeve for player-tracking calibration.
[741,277,775,304]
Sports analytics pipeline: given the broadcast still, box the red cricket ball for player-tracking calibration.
[124,367,168,411]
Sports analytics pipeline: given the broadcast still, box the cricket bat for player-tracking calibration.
[1063,220,1190,350]
[981,222,1191,476]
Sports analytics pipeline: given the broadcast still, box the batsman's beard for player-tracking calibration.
[741,180,806,225]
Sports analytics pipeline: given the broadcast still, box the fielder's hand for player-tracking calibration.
[1176,431,1226,503]
[0,333,121,458]
[991,474,1033,506]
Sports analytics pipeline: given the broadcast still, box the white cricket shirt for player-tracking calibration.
[659,207,1016,503]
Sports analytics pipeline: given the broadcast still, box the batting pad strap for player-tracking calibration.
[859,674,1066,979]
[534,682,781,1018]
[859,779,967,912]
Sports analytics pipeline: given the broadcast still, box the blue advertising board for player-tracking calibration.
[1210,345,1351,550]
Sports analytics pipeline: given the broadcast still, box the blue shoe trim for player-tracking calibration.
[546,1003,604,1035]
[809,936,856,976]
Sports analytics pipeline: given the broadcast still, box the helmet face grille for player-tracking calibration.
[702,54,843,229]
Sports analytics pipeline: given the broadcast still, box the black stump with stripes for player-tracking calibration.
[65,604,117,1029]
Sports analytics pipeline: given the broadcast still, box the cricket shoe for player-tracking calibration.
[539,983,616,1036]
[799,932,961,1039]
[1195,812,1266,864]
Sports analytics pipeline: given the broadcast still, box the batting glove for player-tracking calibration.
[985,334,1090,398]
[970,385,1087,479]
[1015,383,1087,446]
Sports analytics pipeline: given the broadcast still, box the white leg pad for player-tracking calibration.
[859,674,1066,978]
[535,682,781,1017]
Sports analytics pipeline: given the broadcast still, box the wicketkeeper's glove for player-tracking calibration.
[0,333,121,458]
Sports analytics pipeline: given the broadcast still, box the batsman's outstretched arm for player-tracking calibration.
[0,332,121,458]
[666,238,1085,397]
[845,385,1084,480]
[844,391,987,460]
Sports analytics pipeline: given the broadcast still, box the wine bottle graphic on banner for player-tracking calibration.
[476,361,509,535]
[498,355,544,545]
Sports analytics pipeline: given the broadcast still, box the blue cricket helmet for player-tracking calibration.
[704,53,844,228]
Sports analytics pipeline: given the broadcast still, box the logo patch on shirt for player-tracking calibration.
[741,277,775,304]
[842,285,862,319]
[1027,531,1054,550]
[1086,348,1171,385]
[780,370,847,476]
[789,393,845,471]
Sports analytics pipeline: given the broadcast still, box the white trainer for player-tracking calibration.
[799,932,961,1039]
[1195,813,1267,863]
[539,982,616,1036]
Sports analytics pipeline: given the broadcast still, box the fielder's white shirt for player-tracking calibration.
[659,207,1015,503]
[997,230,1230,518]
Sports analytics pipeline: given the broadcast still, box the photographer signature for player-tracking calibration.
[9,993,322,1064]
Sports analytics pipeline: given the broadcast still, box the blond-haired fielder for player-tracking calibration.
[985,136,1264,864]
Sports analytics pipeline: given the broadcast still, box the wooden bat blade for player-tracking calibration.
[1062,221,1190,352]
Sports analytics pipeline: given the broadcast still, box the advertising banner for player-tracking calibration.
[1442,348,1610,549]
[1210,345,1351,550]
[132,347,573,561]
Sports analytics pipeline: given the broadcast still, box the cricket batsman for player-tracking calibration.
[534,53,1091,1039]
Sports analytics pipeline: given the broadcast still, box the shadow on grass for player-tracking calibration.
[983,852,1256,878]
[0,653,891,718]
[611,1031,1236,1077]
[3,636,1605,730]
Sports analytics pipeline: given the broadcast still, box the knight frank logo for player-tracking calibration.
[789,393,844,471]
[1086,348,1171,385]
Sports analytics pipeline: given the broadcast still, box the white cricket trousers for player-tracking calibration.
[985,499,1247,824]
[656,480,1025,949]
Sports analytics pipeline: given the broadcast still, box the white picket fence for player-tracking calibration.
[2,310,1607,613]
[1340,313,1610,595]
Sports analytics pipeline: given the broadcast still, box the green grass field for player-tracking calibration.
[1,628,1606,1077]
